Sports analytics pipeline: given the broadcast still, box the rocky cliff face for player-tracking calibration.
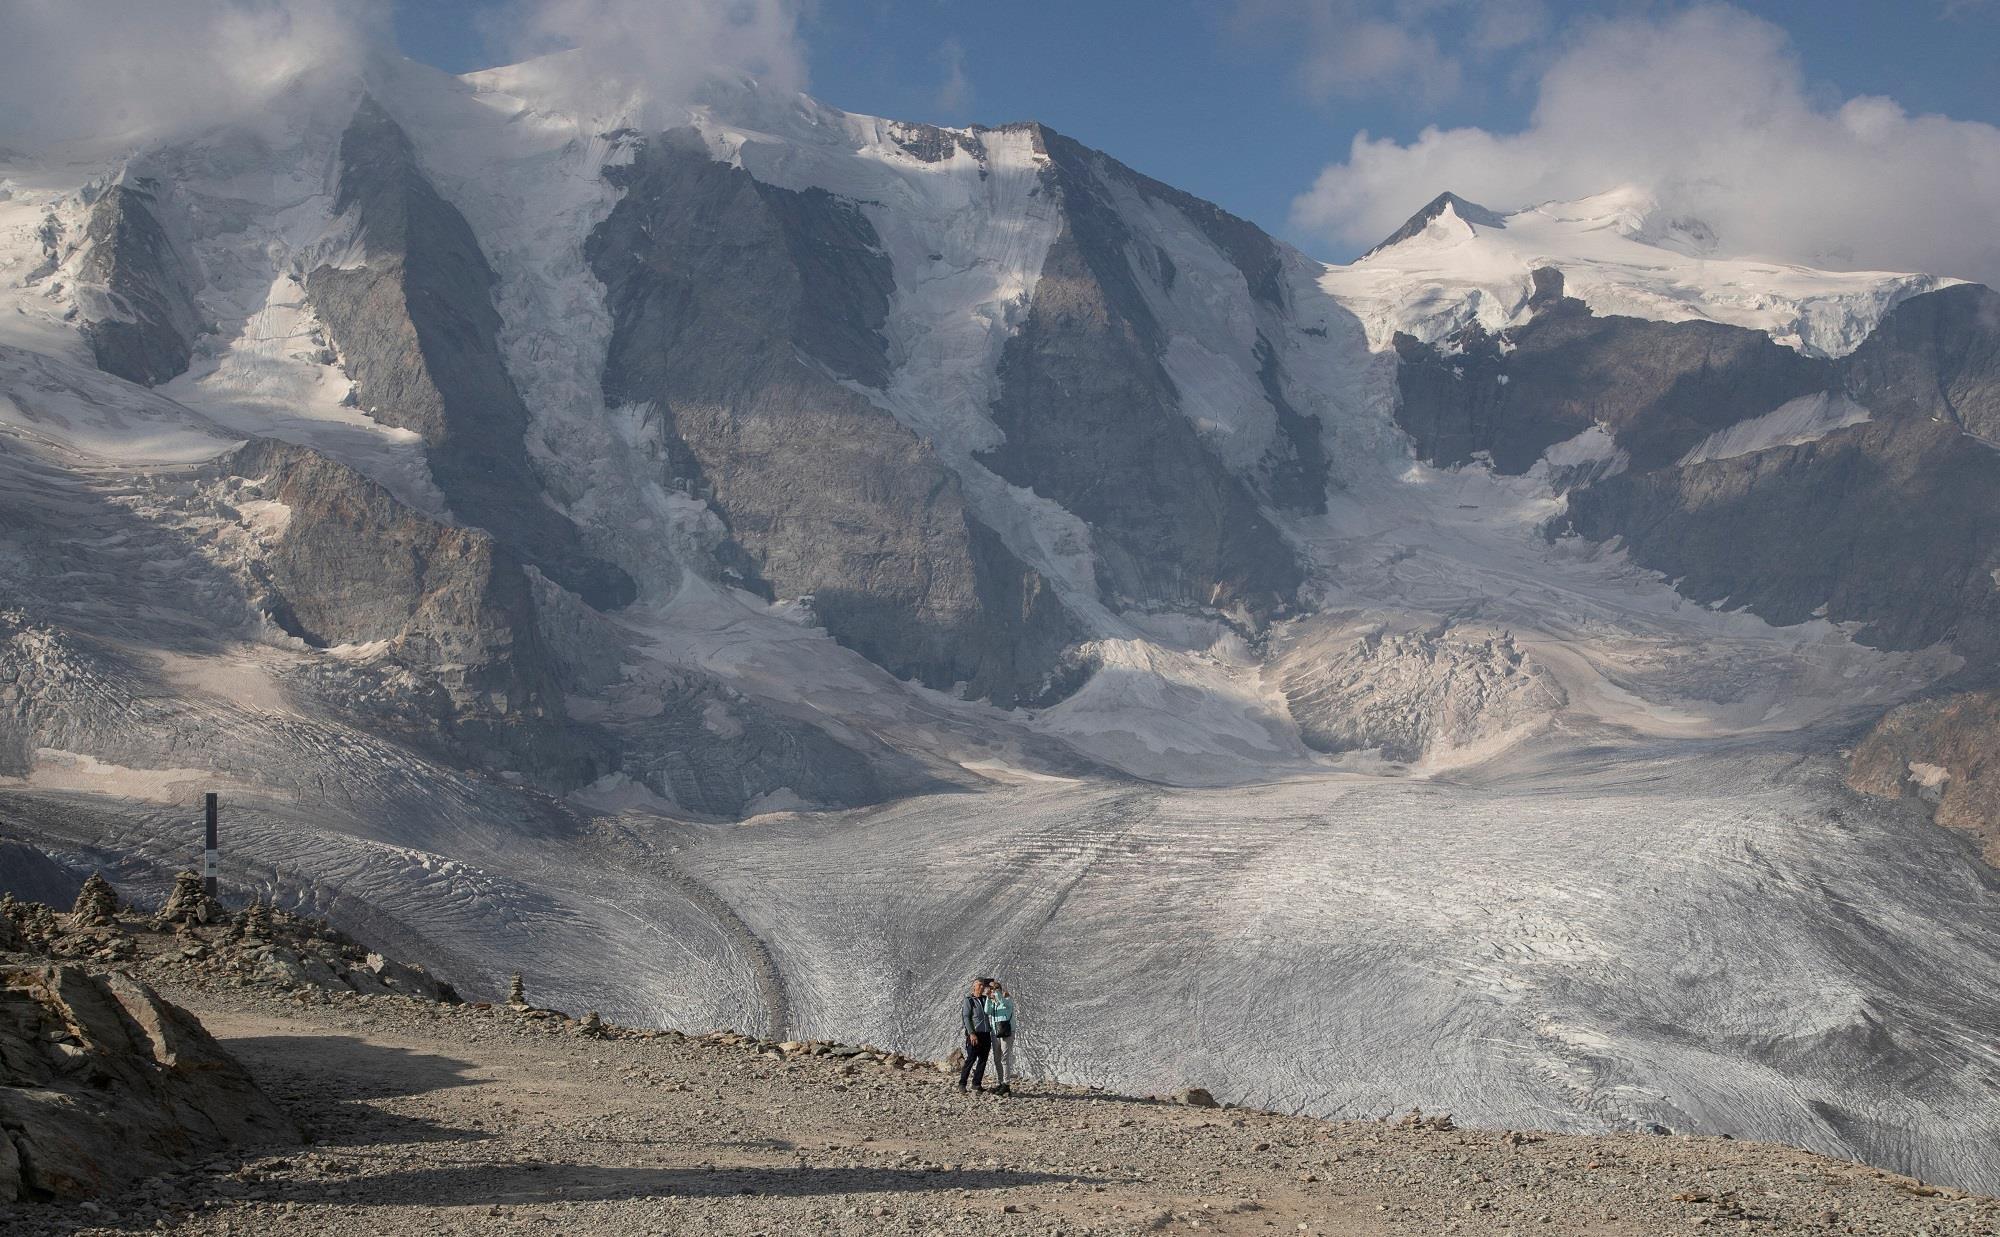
[217,438,563,721]
[981,127,1310,617]
[1558,286,2000,657]
[587,129,1083,706]
[1394,270,1826,473]
[72,179,205,387]
[307,96,634,612]
[1392,277,2000,662]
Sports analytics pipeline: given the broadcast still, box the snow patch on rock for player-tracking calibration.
[1679,392,1872,466]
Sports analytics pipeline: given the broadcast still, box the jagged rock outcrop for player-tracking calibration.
[218,438,564,719]
[980,127,1309,616]
[0,964,297,1200]
[588,128,1083,706]
[72,178,204,386]
[1841,282,2000,439]
[1394,275,1826,474]
[1566,414,2000,652]
[1849,688,2000,866]
[306,96,634,611]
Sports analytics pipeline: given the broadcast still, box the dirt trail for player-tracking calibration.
[10,976,1996,1237]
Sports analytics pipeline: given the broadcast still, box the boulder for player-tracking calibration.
[1176,1087,1219,1108]
[0,964,298,1200]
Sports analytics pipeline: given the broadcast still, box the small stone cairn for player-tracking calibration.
[507,973,529,1008]
[7,897,61,951]
[239,899,275,939]
[69,872,120,928]
[154,870,221,927]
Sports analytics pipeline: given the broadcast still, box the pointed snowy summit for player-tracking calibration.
[1363,191,1508,258]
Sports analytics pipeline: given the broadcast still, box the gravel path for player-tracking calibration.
[9,977,1994,1236]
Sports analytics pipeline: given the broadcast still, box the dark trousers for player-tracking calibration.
[960,1032,992,1088]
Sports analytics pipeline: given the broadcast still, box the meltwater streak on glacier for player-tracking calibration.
[1,57,1996,1195]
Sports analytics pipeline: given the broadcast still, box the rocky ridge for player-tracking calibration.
[0,877,305,1203]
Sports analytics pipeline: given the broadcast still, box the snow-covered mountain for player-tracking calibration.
[3,53,1999,1193]
[1326,186,1954,355]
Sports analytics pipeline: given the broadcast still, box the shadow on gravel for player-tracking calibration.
[225,1035,484,1099]
[259,1163,1098,1205]
[300,1103,496,1149]
[222,1035,492,1148]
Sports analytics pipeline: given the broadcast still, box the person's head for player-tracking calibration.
[970,977,985,995]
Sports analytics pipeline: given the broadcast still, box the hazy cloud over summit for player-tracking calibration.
[1288,4,2000,283]
[0,0,386,147]
[491,0,807,97]
[0,0,810,150]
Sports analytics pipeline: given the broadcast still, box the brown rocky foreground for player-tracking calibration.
[2,892,1997,1236]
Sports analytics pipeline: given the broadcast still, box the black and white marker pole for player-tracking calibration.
[203,792,219,899]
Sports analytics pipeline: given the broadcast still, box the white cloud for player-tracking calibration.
[0,0,810,153]
[496,0,809,98]
[1290,4,2000,284]
[935,36,972,116]
[0,0,385,149]
[1232,0,1546,106]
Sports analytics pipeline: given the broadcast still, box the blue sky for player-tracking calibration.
[391,0,2000,270]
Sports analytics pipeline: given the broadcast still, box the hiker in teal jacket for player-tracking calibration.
[984,979,1017,1095]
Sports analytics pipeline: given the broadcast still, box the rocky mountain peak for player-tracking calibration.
[1363,190,1510,258]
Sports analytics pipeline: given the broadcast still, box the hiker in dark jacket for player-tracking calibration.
[958,977,993,1093]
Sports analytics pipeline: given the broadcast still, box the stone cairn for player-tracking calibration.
[240,899,274,939]
[507,973,528,1007]
[9,898,61,951]
[69,872,119,928]
[155,870,220,927]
